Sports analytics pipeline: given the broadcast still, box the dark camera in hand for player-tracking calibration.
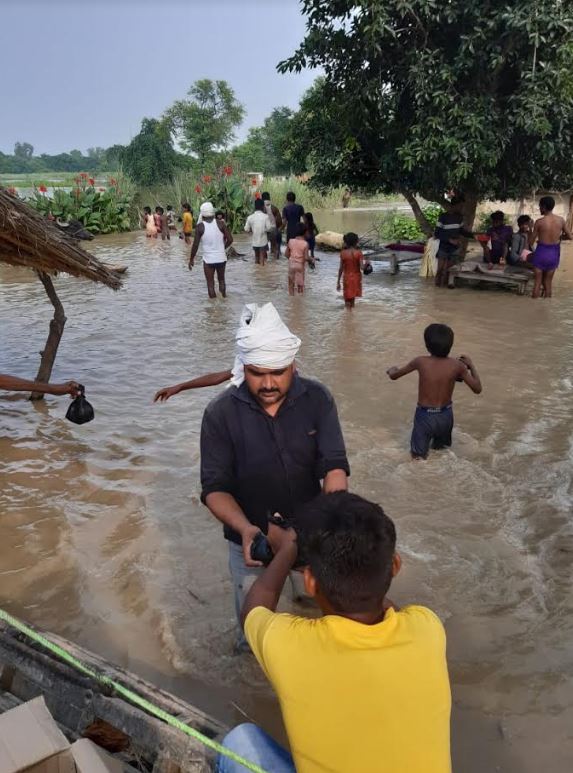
[249,514,306,568]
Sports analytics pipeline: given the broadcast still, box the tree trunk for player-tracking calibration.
[460,191,479,258]
[31,272,67,401]
[567,194,573,233]
[400,188,433,236]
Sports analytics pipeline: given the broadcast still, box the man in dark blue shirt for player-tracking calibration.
[282,191,305,242]
[200,305,349,644]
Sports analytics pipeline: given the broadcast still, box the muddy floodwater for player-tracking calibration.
[1,214,572,772]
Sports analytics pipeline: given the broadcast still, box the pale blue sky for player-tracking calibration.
[0,0,316,155]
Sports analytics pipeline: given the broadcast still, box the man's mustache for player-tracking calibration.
[258,388,280,394]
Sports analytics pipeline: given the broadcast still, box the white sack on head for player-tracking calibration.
[230,303,301,387]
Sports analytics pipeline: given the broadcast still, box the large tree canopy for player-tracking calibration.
[164,79,245,166]
[279,0,573,229]
[233,106,296,174]
[121,118,176,186]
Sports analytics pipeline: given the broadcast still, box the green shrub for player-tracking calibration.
[375,204,443,241]
[28,173,135,233]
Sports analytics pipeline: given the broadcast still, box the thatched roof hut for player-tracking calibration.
[0,188,122,398]
[0,188,121,288]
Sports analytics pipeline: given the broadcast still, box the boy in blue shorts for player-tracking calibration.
[387,323,482,458]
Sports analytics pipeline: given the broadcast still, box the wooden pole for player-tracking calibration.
[31,272,67,401]
[566,193,573,233]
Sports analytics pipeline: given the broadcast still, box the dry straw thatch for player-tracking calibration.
[0,187,121,289]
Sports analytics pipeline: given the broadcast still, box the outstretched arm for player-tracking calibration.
[387,358,419,380]
[458,356,482,394]
[562,218,573,241]
[0,374,80,396]
[154,369,233,402]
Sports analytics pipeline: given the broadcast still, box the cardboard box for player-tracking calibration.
[0,696,123,772]
[0,696,74,773]
[70,740,123,773]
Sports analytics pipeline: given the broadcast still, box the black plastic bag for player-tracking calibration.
[65,385,94,425]
[363,261,373,275]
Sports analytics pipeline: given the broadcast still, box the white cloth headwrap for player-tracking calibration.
[230,303,301,388]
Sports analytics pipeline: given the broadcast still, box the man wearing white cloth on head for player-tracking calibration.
[200,302,349,648]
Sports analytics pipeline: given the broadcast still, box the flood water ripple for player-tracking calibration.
[1,223,572,772]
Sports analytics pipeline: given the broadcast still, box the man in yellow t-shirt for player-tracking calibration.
[216,492,451,773]
[182,202,194,245]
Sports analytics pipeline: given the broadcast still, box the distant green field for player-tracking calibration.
[0,173,110,188]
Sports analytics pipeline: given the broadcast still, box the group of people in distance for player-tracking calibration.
[434,194,572,298]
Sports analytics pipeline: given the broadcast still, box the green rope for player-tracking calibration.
[0,608,267,773]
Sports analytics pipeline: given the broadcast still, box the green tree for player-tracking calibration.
[164,79,245,166]
[14,141,34,159]
[233,107,295,174]
[121,118,176,186]
[233,127,269,171]
[279,1,573,232]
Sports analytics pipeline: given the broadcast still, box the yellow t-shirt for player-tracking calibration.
[182,211,193,233]
[245,605,451,773]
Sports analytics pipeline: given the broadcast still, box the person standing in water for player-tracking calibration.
[181,202,194,245]
[530,196,573,298]
[387,324,482,459]
[286,223,313,295]
[244,199,273,265]
[261,192,283,258]
[337,232,367,309]
[434,196,473,288]
[190,202,233,298]
[282,192,305,243]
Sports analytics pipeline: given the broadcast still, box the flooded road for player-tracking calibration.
[1,217,572,772]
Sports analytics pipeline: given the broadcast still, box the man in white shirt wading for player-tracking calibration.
[190,202,234,298]
[244,199,273,266]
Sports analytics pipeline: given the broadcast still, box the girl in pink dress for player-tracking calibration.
[286,223,313,295]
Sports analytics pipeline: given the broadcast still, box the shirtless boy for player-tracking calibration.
[530,196,573,298]
[387,324,482,459]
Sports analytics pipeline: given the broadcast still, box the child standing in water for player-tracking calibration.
[144,206,157,238]
[387,324,482,459]
[181,202,194,244]
[337,232,366,308]
[303,212,319,260]
[286,223,312,295]
[154,206,163,237]
[530,196,573,298]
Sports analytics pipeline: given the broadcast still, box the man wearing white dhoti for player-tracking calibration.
[200,303,349,646]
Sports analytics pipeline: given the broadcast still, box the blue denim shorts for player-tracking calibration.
[410,404,453,458]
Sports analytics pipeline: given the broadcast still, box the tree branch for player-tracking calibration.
[399,187,432,236]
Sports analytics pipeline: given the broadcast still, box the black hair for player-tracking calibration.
[491,210,505,222]
[343,232,359,248]
[449,195,465,207]
[296,492,396,613]
[286,191,296,202]
[304,211,315,228]
[424,323,454,357]
[254,198,265,211]
[143,206,151,214]
[182,202,191,211]
[540,195,555,212]
[262,191,270,201]
[155,206,164,214]
[295,222,306,237]
[517,214,531,227]
[166,204,173,211]
[215,210,225,219]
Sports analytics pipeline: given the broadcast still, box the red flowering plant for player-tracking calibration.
[28,172,134,234]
